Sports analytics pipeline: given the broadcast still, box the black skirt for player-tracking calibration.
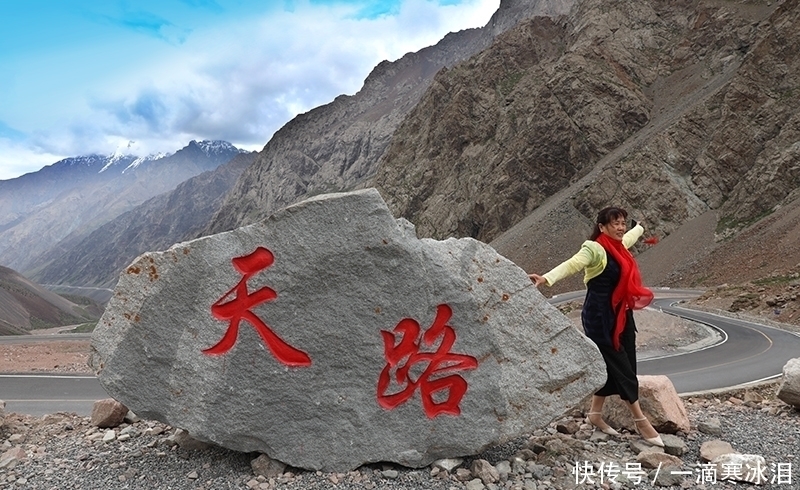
[581,253,639,402]
[594,309,639,402]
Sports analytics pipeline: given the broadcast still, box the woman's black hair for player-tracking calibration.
[590,206,628,240]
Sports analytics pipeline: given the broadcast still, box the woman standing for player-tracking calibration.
[529,206,663,446]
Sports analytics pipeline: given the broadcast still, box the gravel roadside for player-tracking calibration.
[2,381,798,490]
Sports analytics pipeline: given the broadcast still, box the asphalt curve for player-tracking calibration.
[640,296,800,394]
[2,288,799,416]
[552,288,800,395]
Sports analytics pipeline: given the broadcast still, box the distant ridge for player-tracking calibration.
[0,265,102,335]
[32,151,257,290]
[0,140,248,278]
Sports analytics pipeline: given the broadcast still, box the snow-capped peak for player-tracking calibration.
[123,152,170,173]
[100,151,130,173]
[191,140,246,157]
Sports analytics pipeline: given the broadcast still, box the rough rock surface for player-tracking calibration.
[90,399,128,429]
[599,375,691,434]
[375,0,783,245]
[777,357,800,408]
[91,189,605,471]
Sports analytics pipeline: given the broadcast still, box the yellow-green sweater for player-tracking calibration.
[542,224,644,287]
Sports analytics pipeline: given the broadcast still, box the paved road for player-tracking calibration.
[0,333,105,416]
[0,373,109,416]
[640,296,800,394]
[2,288,799,415]
[551,288,800,395]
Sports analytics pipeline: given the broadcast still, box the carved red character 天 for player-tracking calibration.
[203,246,311,367]
[377,304,478,418]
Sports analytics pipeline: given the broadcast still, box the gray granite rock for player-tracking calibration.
[91,188,605,471]
[776,357,800,408]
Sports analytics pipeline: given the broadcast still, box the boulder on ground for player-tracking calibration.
[90,398,128,428]
[596,375,690,434]
[91,188,605,471]
[700,440,736,462]
[776,357,800,407]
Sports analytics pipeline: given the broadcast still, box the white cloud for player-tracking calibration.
[0,138,67,180]
[0,0,499,179]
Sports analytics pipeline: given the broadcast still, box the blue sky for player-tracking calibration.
[0,0,498,180]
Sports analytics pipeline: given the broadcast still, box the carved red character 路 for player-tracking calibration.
[203,246,311,367]
[377,304,478,418]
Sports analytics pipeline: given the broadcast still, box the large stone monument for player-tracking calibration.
[91,188,605,471]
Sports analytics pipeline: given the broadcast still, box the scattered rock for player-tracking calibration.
[697,416,723,436]
[102,429,116,443]
[251,453,286,478]
[470,459,499,484]
[636,450,683,469]
[555,419,581,434]
[599,375,690,434]
[699,439,736,462]
[432,458,463,472]
[168,428,212,451]
[91,398,128,428]
[776,357,800,408]
[0,446,26,469]
[661,434,687,456]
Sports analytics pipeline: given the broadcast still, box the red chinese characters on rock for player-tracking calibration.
[377,304,479,418]
[203,246,312,367]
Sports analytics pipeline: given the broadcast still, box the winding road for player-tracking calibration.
[2,288,799,416]
[550,288,800,395]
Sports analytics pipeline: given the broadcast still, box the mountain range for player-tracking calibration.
[0,140,249,285]
[3,0,800,333]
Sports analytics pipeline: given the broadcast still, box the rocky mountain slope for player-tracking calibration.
[368,0,800,296]
[201,0,800,306]
[0,140,246,279]
[0,266,101,335]
[203,0,575,235]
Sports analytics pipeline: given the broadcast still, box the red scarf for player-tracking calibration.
[596,233,654,350]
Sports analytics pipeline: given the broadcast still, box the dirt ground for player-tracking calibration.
[0,340,93,374]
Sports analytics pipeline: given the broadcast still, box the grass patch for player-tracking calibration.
[753,275,797,286]
[716,208,774,236]
[497,71,525,98]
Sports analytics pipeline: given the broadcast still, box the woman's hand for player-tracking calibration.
[528,273,547,287]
